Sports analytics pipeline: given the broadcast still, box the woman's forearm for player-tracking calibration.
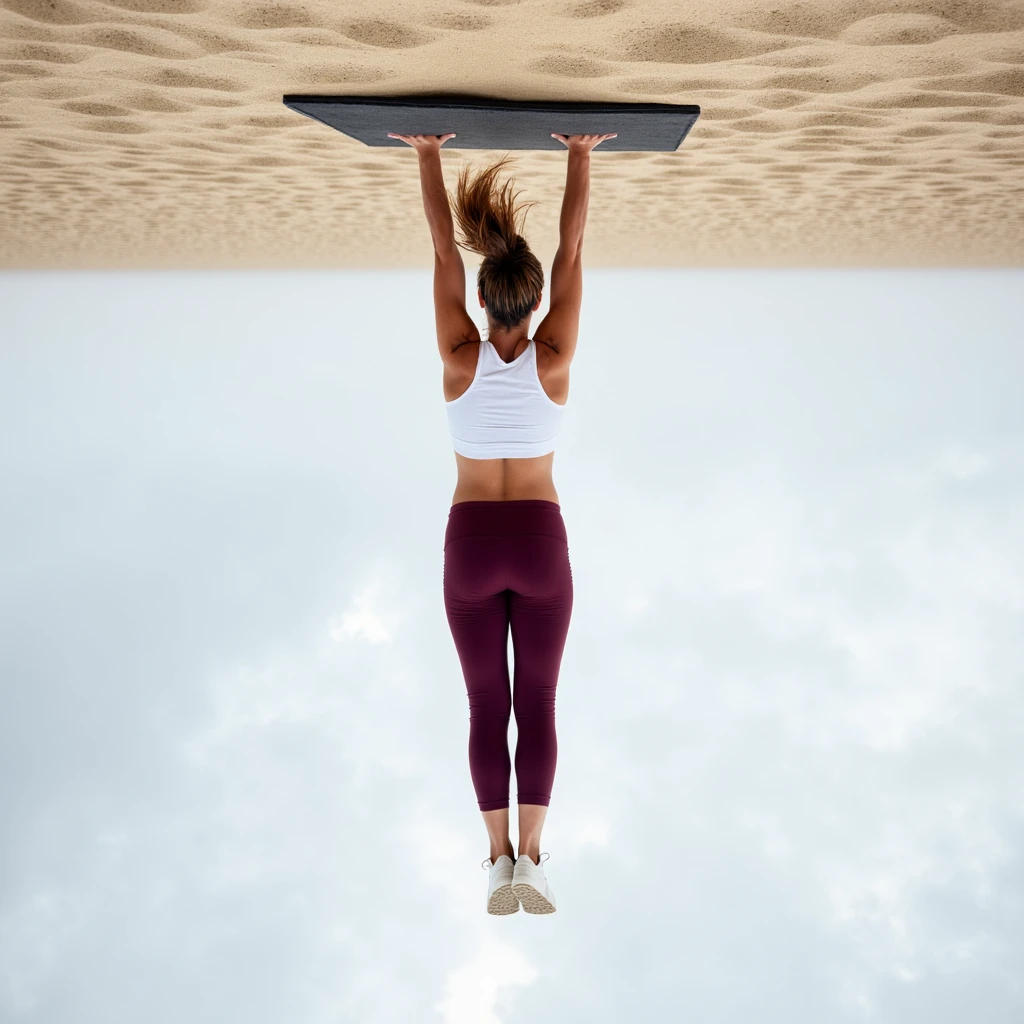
[417,150,456,251]
[559,150,591,251]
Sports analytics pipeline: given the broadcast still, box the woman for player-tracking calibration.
[387,128,616,915]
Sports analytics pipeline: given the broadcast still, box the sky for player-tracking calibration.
[1,268,1023,1024]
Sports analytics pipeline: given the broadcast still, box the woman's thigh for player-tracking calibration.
[443,535,512,710]
[506,534,574,694]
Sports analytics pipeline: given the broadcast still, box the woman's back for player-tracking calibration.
[447,336,569,504]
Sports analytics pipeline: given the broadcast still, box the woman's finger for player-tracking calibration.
[387,132,456,147]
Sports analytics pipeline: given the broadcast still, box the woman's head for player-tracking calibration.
[449,155,545,334]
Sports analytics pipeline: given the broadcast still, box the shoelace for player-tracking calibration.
[481,852,550,870]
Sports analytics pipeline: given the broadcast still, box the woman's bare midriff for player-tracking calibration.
[451,451,559,505]
[446,337,568,506]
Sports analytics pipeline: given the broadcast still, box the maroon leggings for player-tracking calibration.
[443,500,574,811]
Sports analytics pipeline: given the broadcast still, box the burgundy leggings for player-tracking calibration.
[443,500,574,812]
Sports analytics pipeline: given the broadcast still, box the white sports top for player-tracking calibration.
[445,339,566,459]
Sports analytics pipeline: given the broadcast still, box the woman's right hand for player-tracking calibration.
[551,133,618,152]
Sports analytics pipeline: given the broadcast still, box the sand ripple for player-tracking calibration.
[1,0,1022,268]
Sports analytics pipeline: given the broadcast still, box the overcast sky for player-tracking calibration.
[1,268,1022,1024]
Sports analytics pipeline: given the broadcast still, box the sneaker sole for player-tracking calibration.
[487,882,519,915]
[511,881,556,914]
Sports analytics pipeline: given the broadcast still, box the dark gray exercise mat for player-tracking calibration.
[282,93,700,151]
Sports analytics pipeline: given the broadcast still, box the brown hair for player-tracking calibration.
[448,155,545,333]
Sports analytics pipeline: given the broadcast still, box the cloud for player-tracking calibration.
[1,269,1022,1023]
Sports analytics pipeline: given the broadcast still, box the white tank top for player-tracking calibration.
[445,339,566,459]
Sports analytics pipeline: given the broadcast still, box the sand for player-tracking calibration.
[1,0,1022,270]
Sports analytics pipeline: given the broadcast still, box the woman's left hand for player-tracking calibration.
[387,133,457,153]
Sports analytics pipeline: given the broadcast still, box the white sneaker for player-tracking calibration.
[511,852,556,914]
[482,854,518,915]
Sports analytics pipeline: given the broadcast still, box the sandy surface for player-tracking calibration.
[1,0,1023,269]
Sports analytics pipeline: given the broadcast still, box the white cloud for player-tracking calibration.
[1,269,1022,1024]
[434,940,539,1024]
